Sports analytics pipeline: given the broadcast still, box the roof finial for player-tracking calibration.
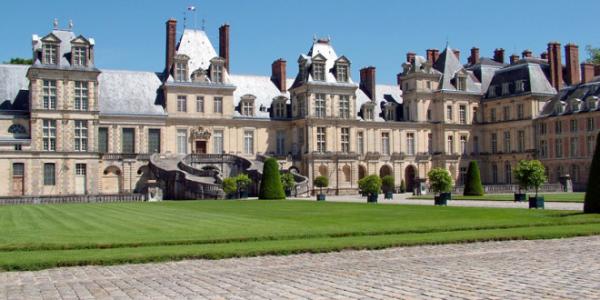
[202,18,205,31]
[445,36,449,49]
[313,34,317,43]
[68,20,74,30]
[53,18,59,30]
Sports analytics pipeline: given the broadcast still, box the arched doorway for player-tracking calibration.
[379,165,392,178]
[102,166,122,194]
[405,165,417,193]
[358,165,367,180]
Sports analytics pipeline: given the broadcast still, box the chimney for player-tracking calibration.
[432,49,440,64]
[165,18,177,75]
[565,43,580,86]
[469,47,480,65]
[494,48,505,64]
[360,67,377,101]
[548,42,563,90]
[271,59,287,92]
[426,49,435,64]
[510,54,520,65]
[540,52,548,60]
[397,73,402,86]
[595,65,600,76]
[581,63,595,84]
[406,52,416,64]
[453,49,461,62]
[219,24,230,71]
[522,49,533,58]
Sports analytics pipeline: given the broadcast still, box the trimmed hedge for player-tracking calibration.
[584,132,600,213]
[259,158,286,200]
[463,161,484,196]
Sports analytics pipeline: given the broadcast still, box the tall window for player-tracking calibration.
[74,81,88,111]
[459,105,467,124]
[407,133,415,156]
[340,128,350,153]
[74,120,88,152]
[122,128,135,154]
[148,129,161,153]
[490,108,497,122]
[276,131,285,155]
[43,80,57,109]
[339,95,350,119]
[503,106,510,121]
[385,107,395,121]
[313,63,325,81]
[213,130,224,154]
[491,133,497,154]
[244,131,254,154]
[555,138,563,158]
[457,76,467,91]
[446,105,453,121]
[570,119,578,132]
[98,127,108,153]
[517,130,525,152]
[72,46,86,66]
[242,100,254,116]
[540,140,548,158]
[588,136,596,155]
[42,120,56,151]
[177,129,187,154]
[428,133,433,154]
[539,123,547,135]
[43,163,56,186]
[503,131,511,152]
[460,136,467,155]
[364,106,374,120]
[214,97,223,113]
[517,104,524,119]
[43,43,58,65]
[587,117,595,132]
[316,127,326,153]
[555,120,562,134]
[357,131,364,155]
[473,136,479,154]
[315,94,326,117]
[447,135,454,154]
[212,64,224,83]
[177,95,187,112]
[504,162,512,184]
[492,164,498,184]
[175,61,187,82]
[297,95,306,117]
[336,64,348,82]
[381,132,390,155]
[196,96,204,112]
[570,137,578,157]
[274,101,286,118]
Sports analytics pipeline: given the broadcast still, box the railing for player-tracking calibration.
[0,193,146,205]
[101,153,151,161]
[450,183,567,194]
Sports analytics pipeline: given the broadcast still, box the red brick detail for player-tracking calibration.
[360,67,377,101]
[219,24,230,71]
[469,47,480,65]
[548,42,563,90]
[565,43,581,86]
[271,59,287,92]
[494,48,505,64]
[165,19,177,75]
[581,63,595,84]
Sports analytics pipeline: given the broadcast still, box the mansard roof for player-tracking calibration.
[32,29,96,69]
[0,64,29,112]
[540,80,600,117]
[466,57,506,92]
[433,47,481,93]
[175,29,219,79]
[229,74,293,119]
[98,70,166,116]
[291,38,356,87]
[484,60,556,100]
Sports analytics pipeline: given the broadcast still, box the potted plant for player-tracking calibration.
[235,174,252,199]
[400,179,406,193]
[222,177,238,199]
[280,172,296,197]
[428,168,453,206]
[513,160,547,209]
[359,175,382,203]
[313,176,329,201]
[381,175,395,199]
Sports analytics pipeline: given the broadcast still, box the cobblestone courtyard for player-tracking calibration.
[2,236,600,299]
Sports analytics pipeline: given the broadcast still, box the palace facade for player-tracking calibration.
[0,19,599,199]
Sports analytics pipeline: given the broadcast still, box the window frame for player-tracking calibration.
[74,120,88,152]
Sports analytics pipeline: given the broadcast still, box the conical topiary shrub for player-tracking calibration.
[463,161,484,196]
[584,132,600,213]
[259,158,286,200]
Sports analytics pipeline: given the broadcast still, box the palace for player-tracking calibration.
[0,18,599,199]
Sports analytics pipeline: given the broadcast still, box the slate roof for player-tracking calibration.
[540,79,600,117]
[98,70,166,116]
[484,60,556,100]
[466,57,506,93]
[174,29,219,81]
[229,74,292,119]
[292,39,356,88]
[0,64,29,112]
[433,47,481,93]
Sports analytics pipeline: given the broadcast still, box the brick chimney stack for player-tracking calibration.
[548,42,563,90]
[165,18,177,75]
[426,49,435,64]
[510,54,520,65]
[271,59,287,93]
[406,52,416,64]
[360,67,377,101]
[581,63,595,84]
[469,47,480,65]
[522,49,533,58]
[494,48,505,64]
[565,43,581,86]
[219,24,230,71]
[453,50,461,62]
[540,52,548,60]
[432,49,440,64]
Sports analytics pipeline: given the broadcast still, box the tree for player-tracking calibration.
[222,177,237,196]
[584,132,600,213]
[400,179,406,193]
[427,168,453,195]
[313,176,329,195]
[258,158,285,200]
[235,174,252,194]
[381,175,395,193]
[358,175,382,196]
[513,160,547,198]
[585,45,600,64]
[463,161,484,196]
[4,57,33,65]
[280,172,296,193]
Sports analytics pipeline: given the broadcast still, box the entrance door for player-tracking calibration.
[405,165,417,193]
[12,163,24,196]
[75,164,87,195]
[195,141,207,154]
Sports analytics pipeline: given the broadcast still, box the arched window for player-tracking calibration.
[342,165,352,183]
[8,124,27,135]
[318,165,328,177]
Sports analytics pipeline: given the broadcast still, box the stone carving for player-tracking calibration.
[192,127,211,140]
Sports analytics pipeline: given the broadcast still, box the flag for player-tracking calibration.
[188,6,196,11]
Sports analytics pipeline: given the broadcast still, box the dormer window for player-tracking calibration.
[362,104,374,121]
[587,97,598,110]
[175,62,187,82]
[515,80,525,92]
[43,43,58,65]
[385,106,395,121]
[556,102,565,114]
[210,60,225,83]
[313,62,325,81]
[272,98,287,118]
[72,46,87,66]
[501,82,510,95]
[240,95,255,116]
[336,64,348,82]
[571,100,581,112]
[488,85,496,97]
[457,75,467,91]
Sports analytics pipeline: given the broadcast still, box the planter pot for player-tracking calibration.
[285,189,291,197]
[360,191,368,197]
[440,192,451,201]
[434,195,447,206]
[384,191,394,199]
[367,194,378,203]
[514,193,526,202]
[239,191,248,199]
[529,196,545,209]
[317,194,326,201]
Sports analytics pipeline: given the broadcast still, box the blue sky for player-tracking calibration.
[1,0,599,84]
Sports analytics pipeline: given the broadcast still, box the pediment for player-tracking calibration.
[336,56,350,64]
[41,33,61,43]
[312,53,327,62]
[71,35,90,45]
[174,54,190,61]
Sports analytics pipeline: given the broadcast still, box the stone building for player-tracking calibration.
[0,18,598,199]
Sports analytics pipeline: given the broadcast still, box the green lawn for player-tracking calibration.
[0,200,599,271]
[409,193,585,203]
